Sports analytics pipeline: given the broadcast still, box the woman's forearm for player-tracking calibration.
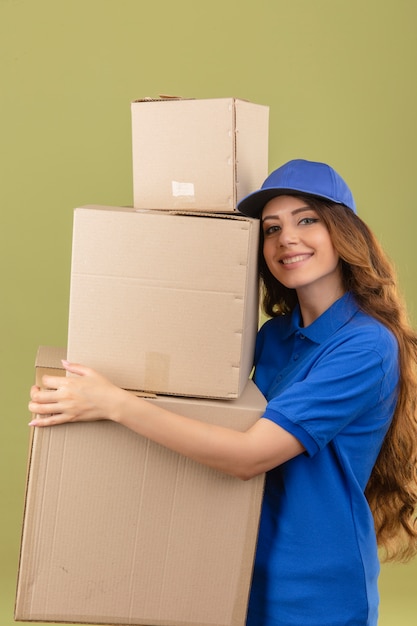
[113,391,257,480]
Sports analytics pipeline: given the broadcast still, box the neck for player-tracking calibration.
[297,286,346,327]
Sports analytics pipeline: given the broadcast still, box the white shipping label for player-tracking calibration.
[172,181,195,197]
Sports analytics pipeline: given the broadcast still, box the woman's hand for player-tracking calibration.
[28,360,126,427]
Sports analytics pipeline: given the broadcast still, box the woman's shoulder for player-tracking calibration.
[258,313,291,337]
[349,308,397,349]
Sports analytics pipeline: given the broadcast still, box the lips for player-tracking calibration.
[280,254,312,265]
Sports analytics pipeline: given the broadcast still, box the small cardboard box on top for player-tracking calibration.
[67,205,260,399]
[15,346,266,626]
[131,97,269,212]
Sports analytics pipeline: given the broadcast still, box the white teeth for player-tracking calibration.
[281,255,309,265]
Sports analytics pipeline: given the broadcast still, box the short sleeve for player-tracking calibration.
[262,326,399,457]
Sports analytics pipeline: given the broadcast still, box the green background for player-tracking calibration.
[1,1,416,624]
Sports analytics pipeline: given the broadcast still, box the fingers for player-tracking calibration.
[37,375,65,392]
[28,386,63,426]
[38,365,94,393]
[30,386,60,402]
[28,396,60,417]
[28,386,72,425]
[29,399,58,414]
[61,360,95,377]
[29,381,66,417]
[35,362,96,394]
[29,413,66,428]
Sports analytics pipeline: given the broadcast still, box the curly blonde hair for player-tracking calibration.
[258,195,417,562]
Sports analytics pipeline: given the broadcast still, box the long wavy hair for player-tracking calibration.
[259,194,417,562]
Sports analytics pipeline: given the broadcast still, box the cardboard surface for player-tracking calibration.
[67,206,260,399]
[131,97,269,212]
[15,346,266,626]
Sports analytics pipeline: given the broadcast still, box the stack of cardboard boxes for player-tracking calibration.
[15,97,270,626]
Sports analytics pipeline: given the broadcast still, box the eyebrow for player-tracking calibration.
[261,206,313,223]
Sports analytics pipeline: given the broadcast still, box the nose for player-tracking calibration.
[279,224,299,246]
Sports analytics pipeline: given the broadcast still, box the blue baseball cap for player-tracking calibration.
[238,159,356,217]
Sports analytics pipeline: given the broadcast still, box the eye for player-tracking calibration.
[298,216,320,226]
[263,224,281,236]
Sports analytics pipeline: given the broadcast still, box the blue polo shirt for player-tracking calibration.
[246,292,399,626]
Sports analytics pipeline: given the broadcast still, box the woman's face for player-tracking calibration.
[261,195,344,302]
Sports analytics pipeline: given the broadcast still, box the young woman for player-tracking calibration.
[29,159,417,626]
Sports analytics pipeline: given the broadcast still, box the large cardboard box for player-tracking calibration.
[16,346,266,626]
[131,97,269,212]
[67,205,260,399]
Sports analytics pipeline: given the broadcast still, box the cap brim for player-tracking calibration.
[238,187,354,217]
[237,188,299,218]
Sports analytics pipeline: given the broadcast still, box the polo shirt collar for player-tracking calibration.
[283,292,360,344]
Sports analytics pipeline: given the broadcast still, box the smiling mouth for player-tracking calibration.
[280,254,311,265]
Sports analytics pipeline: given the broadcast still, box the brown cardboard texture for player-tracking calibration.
[131,97,269,212]
[67,205,260,399]
[15,346,266,626]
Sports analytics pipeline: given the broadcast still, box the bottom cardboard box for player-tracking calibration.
[15,346,266,626]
